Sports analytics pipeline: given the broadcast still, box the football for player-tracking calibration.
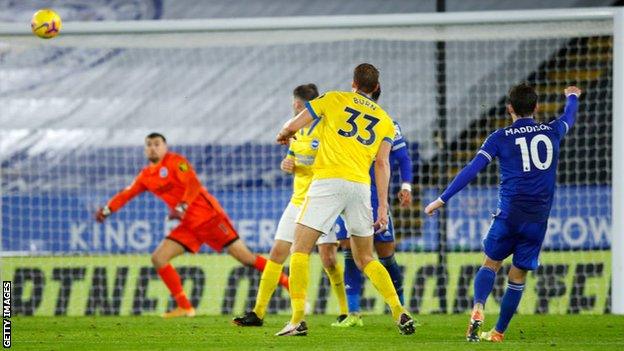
[31,9,62,39]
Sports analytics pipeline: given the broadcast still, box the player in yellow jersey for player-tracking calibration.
[233,84,348,327]
[275,64,415,336]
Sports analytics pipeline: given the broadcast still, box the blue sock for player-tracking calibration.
[379,254,404,305]
[473,266,497,306]
[495,281,524,333]
[343,249,362,313]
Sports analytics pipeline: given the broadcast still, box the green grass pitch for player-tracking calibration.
[12,314,624,350]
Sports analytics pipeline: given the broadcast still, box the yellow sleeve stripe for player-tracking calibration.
[383,136,394,144]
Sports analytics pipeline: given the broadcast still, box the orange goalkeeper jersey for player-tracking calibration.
[107,152,222,225]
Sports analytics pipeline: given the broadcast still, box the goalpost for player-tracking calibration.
[0,7,621,316]
[611,7,624,316]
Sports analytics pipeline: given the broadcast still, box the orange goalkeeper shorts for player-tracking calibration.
[167,212,239,253]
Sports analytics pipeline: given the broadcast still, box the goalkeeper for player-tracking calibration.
[95,133,288,318]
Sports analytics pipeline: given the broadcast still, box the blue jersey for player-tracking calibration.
[439,94,578,224]
[336,120,413,243]
[370,121,413,204]
[479,114,570,222]
[439,94,578,269]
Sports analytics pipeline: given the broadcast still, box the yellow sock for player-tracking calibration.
[252,259,283,319]
[363,260,404,320]
[324,264,348,315]
[289,252,309,324]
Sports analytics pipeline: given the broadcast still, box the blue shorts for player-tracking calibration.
[483,217,548,271]
[335,207,395,243]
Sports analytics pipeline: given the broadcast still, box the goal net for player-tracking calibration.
[0,10,617,316]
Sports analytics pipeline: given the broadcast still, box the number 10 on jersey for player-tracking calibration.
[515,134,553,172]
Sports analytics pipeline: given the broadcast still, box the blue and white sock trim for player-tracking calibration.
[343,249,353,260]
[507,282,525,291]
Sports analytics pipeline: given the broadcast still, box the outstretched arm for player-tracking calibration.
[550,86,581,137]
[108,177,146,212]
[278,93,331,145]
[96,176,146,222]
[424,154,490,216]
[559,86,581,132]
[276,109,314,145]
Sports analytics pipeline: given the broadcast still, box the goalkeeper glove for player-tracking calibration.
[168,202,188,221]
[95,206,111,223]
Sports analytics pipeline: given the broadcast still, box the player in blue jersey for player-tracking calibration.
[425,84,581,342]
[332,86,414,327]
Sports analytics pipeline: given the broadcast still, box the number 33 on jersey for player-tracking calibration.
[305,91,395,185]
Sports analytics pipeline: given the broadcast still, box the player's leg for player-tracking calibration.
[350,234,413,334]
[226,239,288,288]
[496,263,531,334]
[467,217,514,341]
[344,182,414,335]
[318,220,349,322]
[375,241,404,304]
[269,240,292,264]
[372,200,404,304]
[152,234,195,318]
[333,217,365,327]
[374,214,404,304]
[234,239,292,326]
[288,224,322,321]
[334,238,366,327]
[234,203,299,326]
[332,218,364,327]
[265,238,292,290]
[473,255,503,310]
[342,240,363,314]
[200,212,288,290]
[483,221,547,342]
[276,179,345,336]
[467,255,502,339]
[252,240,291,318]
[350,235,402,318]
[318,240,349,320]
[274,223,322,336]
[481,265,526,342]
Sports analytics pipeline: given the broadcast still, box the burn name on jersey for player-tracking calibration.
[352,96,377,111]
[505,124,552,136]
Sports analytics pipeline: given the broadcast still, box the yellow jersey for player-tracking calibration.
[305,91,395,184]
[287,125,320,206]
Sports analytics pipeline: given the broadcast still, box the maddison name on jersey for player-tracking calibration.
[504,124,552,136]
